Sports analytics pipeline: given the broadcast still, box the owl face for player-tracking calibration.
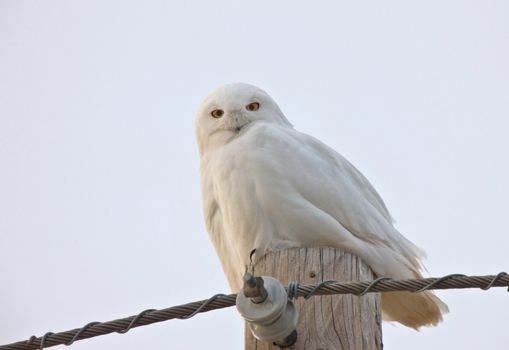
[195,83,291,155]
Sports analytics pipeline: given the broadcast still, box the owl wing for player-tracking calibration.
[200,159,246,292]
[297,132,424,262]
[241,124,425,274]
[274,127,447,327]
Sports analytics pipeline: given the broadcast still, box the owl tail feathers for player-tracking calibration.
[381,290,449,329]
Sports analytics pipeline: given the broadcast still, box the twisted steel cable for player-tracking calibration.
[1,273,507,350]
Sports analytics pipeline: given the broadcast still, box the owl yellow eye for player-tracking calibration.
[245,102,260,111]
[210,109,224,118]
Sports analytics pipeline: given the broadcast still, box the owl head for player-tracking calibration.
[195,83,292,155]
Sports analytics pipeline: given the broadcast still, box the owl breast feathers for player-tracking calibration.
[195,82,448,329]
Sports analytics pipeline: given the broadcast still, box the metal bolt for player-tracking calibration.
[243,272,268,304]
[273,329,298,348]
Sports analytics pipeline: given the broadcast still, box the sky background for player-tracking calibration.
[1,1,508,349]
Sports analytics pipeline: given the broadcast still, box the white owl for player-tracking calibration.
[195,83,448,329]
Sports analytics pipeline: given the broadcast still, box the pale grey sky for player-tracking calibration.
[1,1,508,349]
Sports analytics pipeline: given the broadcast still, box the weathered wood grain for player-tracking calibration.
[244,247,382,350]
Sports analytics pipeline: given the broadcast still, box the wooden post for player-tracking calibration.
[245,247,382,350]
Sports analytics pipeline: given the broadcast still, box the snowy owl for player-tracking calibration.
[195,83,448,328]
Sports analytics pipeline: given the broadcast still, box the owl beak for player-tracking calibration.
[232,111,251,132]
[236,121,250,131]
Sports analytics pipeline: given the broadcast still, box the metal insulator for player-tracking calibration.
[236,274,299,348]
